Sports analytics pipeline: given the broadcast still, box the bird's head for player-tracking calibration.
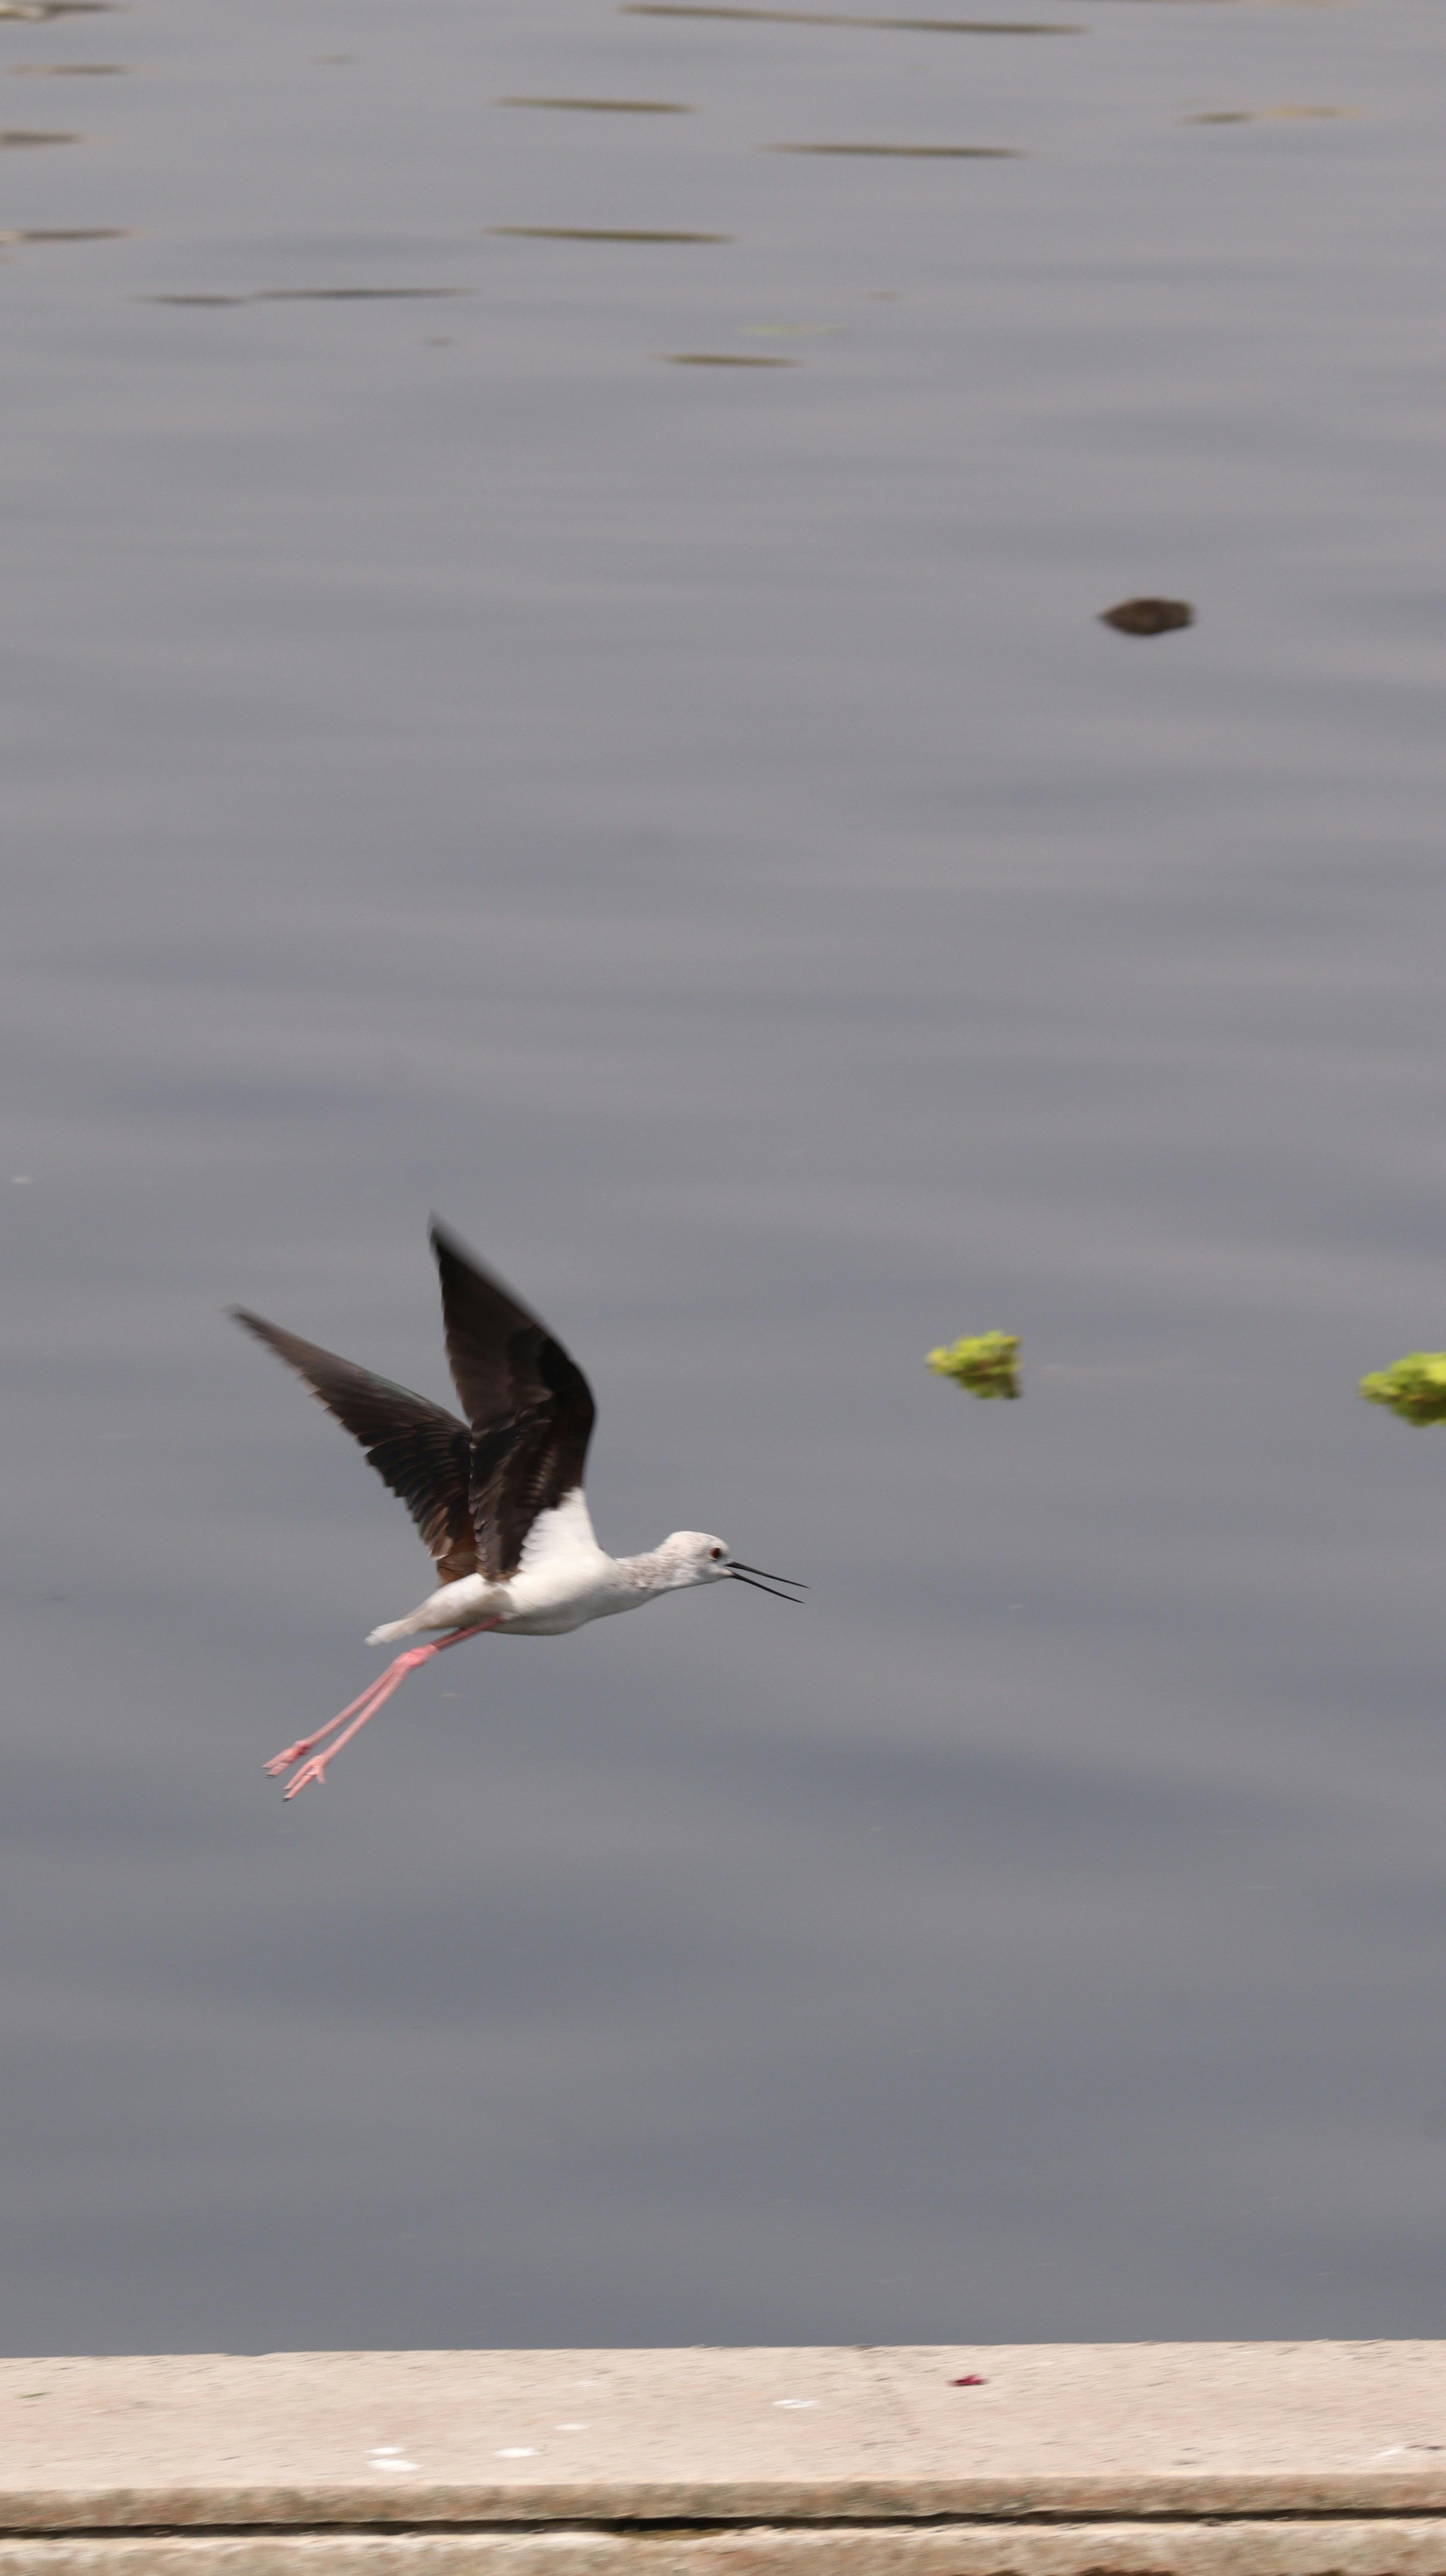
[652,1532,806,1602]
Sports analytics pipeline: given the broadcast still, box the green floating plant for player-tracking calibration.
[926,1331,1020,1401]
[1358,1352,1446,1426]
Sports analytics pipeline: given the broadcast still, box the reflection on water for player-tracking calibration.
[764,141,1024,156]
[3,0,1446,2365]
[1183,104,1355,124]
[255,287,469,303]
[497,96,697,113]
[662,350,797,365]
[146,289,470,307]
[623,4,1078,26]
[490,225,733,242]
[0,223,127,240]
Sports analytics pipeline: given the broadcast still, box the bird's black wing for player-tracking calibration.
[429,1219,597,1580]
[232,1309,479,1583]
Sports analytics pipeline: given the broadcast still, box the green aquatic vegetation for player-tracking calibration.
[1358,1352,1446,1426]
[927,1331,1020,1400]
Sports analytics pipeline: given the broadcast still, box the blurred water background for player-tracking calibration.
[4,0,1446,2354]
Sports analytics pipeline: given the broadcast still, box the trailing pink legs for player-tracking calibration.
[265,1620,501,1801]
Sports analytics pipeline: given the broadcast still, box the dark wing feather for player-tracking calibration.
[429,1219,597,1580]
[232,1309,479,1583]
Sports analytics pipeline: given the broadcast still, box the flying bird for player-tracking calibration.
[234,1221,803,1798]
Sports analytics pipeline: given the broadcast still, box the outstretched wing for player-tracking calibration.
[232,1310,479,1583]
[429,1219,597,1580]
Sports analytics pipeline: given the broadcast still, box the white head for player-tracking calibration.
[644,1533,807,1603]
[650,1531,733,1590]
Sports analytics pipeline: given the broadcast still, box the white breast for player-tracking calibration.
[502,1488,641,1634]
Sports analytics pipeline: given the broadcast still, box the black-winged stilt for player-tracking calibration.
[234,1221,803,1799]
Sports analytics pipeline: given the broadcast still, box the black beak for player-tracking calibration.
[728,1559,808,1604]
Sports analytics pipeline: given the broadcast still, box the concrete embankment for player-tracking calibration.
[5,2342,1446,2572]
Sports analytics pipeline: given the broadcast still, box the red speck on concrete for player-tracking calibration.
[951,2376,986,2387]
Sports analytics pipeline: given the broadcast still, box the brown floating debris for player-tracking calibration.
[622,4,1080,27]
[497,95,695,111]
[0,2,115,15]
[1100,596,1195,636]
[0,125,79,140]
[489,225,732,242]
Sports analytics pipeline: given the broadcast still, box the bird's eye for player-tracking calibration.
[711,1545,724,1559]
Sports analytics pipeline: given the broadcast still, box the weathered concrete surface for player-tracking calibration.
[5,2345,1446,2571]
[6,2539,1446,2576]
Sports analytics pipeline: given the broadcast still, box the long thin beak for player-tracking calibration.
[729,1559,807,1603]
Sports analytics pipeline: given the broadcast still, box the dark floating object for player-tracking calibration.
[497,95,696,112]
[927,1332,1021,1401]
[1359,1354,1446,1428]
[663,351,796,365]
[0,1,115,15]
[622,4,1080,28]
[490,225,732,243]
[0,125,80,142]
[766,140,1024,156]
[1100,596,1194,637]
[951,2376,987,2387]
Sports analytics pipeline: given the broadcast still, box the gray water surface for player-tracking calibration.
[4,0,1446,2354]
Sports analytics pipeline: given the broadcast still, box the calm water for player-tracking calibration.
[4,0,1446,2354]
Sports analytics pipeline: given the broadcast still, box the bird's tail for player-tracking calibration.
[367,1576,499,1646]
[367,1612,430,1644]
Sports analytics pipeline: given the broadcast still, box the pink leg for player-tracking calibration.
[267,1621,499,1800]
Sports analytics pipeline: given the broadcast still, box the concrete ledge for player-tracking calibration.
[6,2346,1446,2573]
[8,2541,1446,2576]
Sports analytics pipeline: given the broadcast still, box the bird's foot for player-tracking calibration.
[265,1624,498,1798]
[267,1648,437,1794]
[281,1750,333,1798]
[263,1667,398,1776]
[264,1736,326,1777]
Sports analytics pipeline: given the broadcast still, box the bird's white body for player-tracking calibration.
[368,1492,730,1643]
